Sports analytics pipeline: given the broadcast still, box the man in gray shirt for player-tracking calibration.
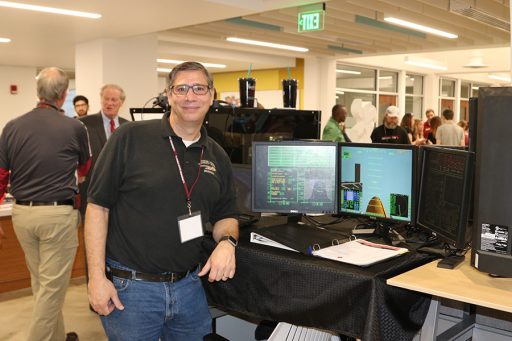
[436,109,465,146]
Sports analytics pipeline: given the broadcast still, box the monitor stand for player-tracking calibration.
[417,245,466,269]
[285,213,303,225]
[437,255,465,269]
[365,221,406,246]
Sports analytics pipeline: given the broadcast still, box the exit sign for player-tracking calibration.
[298,9,325,32]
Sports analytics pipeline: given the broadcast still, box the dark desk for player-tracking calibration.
[202,219,436,341]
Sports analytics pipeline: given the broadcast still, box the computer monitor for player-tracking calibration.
[339,143,416,224]
[205,107,321,164]
[416,146,474,250]
[130,107,166,121]
[252,140,338,215]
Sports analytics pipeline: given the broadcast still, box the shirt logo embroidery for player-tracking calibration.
[200,160,217,175]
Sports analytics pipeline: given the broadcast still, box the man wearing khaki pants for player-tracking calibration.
[0,67,91,341]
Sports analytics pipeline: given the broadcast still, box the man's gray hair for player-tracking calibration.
[100,84,126,101]
[168,61,213,88]
[36,67,69,103]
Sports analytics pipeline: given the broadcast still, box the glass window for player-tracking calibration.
[405,74,423,95]
[336,65,376,91]
[460,100,469,121]
[405,96,423,119]
[63,89,76,118]
[378,94,397,124]
[461,82,470,99]
[336,92,376,128]
[440,99,454,113]
[378,70,398,93]
[440,79,455,97]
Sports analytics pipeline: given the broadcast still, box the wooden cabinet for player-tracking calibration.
[0,216,86,293]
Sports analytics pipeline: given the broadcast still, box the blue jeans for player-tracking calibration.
[100,259,212,341]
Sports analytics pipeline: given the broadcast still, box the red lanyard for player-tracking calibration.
[169,136,204,215]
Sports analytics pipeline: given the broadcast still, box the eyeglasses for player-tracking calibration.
[170,84,211,96]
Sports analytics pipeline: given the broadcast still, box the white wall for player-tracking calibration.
[75,34,159,120]
[0,65,37,131]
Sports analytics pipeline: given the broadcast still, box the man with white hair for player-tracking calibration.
[370,105,410,144]
[0,67,91,341]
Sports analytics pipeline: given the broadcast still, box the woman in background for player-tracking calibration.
[400,113,415,143]
[458,120,469,146]
[428,116,442,145]
[412,119,424,142]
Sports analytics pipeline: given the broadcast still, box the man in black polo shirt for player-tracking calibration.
[370,105,410,144]
[85,62,239,340]
[0,67,91,341]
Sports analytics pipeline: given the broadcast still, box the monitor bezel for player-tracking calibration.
[129,107,166,121]
[251,140,339,215]
[338,142,417,224]
[415,146,474,249]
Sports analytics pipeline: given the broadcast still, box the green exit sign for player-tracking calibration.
[298,10,324,32]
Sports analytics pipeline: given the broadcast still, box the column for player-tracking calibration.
[303,56,337,135]
[74,34,159,120]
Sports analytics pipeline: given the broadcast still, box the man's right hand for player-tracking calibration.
[88,275,124,316]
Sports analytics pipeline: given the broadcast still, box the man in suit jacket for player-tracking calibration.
[79,84,129,218]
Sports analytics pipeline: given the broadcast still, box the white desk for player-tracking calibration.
[387,255,512,340]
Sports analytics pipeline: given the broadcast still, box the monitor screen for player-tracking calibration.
[416,146,473,249]
[231,163,253,216]
[339,143,415,223]
[252,141,338,214]
[205,107,320,164]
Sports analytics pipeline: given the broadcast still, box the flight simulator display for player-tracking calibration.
[339,143,415,223]
[252,141,338,214]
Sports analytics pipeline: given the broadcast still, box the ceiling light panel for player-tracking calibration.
[0,37,11,43]
[384,17,458,39]
[0,1,101,18]
[226,37,308,52]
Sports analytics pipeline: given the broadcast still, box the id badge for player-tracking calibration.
[177,211,204,243]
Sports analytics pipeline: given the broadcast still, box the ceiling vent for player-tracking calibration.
[450,0,510,32]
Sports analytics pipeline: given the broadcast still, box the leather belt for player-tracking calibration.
[107,265,199,283]
[16,199,74,206]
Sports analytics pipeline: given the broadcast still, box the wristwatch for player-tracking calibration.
[219,235,238,247]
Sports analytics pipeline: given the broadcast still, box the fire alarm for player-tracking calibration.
[10,85,17,95]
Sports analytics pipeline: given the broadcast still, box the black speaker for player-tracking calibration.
[471,87,512,277]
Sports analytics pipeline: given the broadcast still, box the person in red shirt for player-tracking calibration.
[423,109,436,140]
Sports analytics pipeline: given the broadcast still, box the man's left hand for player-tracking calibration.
[198,241,236,282]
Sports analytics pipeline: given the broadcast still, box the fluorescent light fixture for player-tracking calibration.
[384,17,457,39]
[335,88,345,94]
[0,37,11,43]
[0,1,101,18]
[471,86,479,90]
[157,59,226,69]
[488,74,511,82]
[336,69,361,75]
[404,56,447,71]
[379,76,393,80]
[157,68,172,73]
[226,37,308,52]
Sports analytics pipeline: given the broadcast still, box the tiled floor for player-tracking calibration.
[0,277,107,341]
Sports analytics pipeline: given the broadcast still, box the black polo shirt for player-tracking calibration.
[0,107,90,201]
[370,125,410,144]
[88,112,238,273]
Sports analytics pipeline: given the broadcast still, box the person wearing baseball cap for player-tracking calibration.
[370,105,410,144]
